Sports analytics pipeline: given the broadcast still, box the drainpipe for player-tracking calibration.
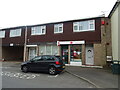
[68,45,71,64]
[23,26,27,62]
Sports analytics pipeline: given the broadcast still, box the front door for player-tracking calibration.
[86,45,94,65]
[61,45,68,64]
[29,48,36,60]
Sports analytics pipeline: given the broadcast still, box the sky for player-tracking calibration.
[0,0,117,29]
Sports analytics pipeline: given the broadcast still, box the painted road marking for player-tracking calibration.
[48,74,58,77]
[0,71,59,79]
[0,71,40,79]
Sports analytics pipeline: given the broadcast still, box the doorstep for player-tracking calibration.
[65,64,103,68]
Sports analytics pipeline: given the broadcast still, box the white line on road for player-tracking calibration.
[48,74,58,77]
[1,71,59,79]
[0,71,40,80]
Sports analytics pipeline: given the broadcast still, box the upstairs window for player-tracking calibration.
[54,23,63,34]
[0,31,5,38]
[31,26,46,35]
[10,29,21,37]
[73,22,79,31]
[89,20,95,30]
[73,20,95,32]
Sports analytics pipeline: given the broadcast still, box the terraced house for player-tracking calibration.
[0,16,112,66]
[108,0,120,62]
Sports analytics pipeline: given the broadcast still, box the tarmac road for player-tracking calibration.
[1,62,96,88]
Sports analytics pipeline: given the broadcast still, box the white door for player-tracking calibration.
[29,48,36,60]
[86,45,94,65]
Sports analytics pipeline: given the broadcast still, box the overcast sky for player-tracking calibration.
[0,0,117,29]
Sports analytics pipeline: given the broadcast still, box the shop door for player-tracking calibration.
[86,45,94,65]
[29,48,36,60]
[61,46,68,64]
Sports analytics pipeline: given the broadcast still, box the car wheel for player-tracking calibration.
[22,66,28,73]
[49,66,57,75]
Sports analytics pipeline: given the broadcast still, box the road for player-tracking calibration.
[1,62,96,88]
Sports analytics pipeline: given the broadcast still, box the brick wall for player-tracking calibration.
[94,18,112,66]
[82,44,85,65]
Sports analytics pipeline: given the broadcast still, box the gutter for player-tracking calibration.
[108,1,120,18]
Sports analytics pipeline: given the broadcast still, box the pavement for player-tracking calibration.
[65,66,119,88]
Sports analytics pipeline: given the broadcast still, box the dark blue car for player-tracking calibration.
[21,55,65,75]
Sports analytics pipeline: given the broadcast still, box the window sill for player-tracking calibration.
[54,32,63,34]
[31,34,46,36]
[73,29,95,32]
[9,36,21,38]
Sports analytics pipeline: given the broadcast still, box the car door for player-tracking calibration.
[42,55,55,70]
[28,56,43,71]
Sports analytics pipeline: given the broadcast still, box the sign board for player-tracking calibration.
[107,56,112,61]
[57,41,85,46]
[26,45,37,47]
[10,43,13,46]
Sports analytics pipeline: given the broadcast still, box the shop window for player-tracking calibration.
[46,45,52,55]
[71,45,82,62]
[52,45,59,55]
[39,45,46,55]
[39,45,59,55]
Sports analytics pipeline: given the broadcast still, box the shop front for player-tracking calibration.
[26,43,60,60]
[26,41,96,66]
[57,41,85,66]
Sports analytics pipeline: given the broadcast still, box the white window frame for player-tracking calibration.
[88,20,95,30]
[54,23,63,34]
[0,31,5,38]
[10,29,22,37]
[73,22,79,32]
[73,20,95,32]
[31,26,46,35]
[41,26,46,34]
[39,45,59,55]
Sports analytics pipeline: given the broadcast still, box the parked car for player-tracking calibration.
[21,55,65,75]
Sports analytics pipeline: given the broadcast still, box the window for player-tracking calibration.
[10,29,21,37]
[71,45,82,62]
[89,20,95,30]
[0,31,5,38]
[46,45,52,55]
[42,55,54,60]
[32,56,42,62]
[31,26,46,35]
[73,22,79,31]
[52,45,59,55]
[73,20,95,32]
[39,45,59,55]
[54,23,63,33]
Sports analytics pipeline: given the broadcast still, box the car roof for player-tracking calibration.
[37,55,55,57]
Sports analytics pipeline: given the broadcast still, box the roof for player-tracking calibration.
[108,0,120,18]
[0,16,105,30]
[27,16,105,27]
